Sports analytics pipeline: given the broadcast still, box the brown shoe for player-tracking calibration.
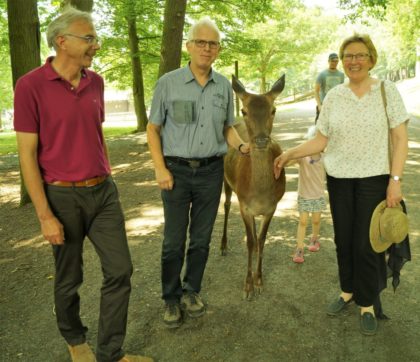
[181,292,205,318]
[67,343,96,362]
[118,354,154,362]
[163,302,183,328]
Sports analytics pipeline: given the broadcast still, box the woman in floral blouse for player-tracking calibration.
[273,33,409,335]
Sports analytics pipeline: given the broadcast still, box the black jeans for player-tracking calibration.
[161,158,224,303]
[326,174,388,307]
[46,177,132,362]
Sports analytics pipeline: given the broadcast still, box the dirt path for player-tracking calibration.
[0,101,419,362]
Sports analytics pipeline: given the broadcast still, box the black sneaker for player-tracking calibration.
[181,292,205,318]
[163,302,182,329]
[360,312,378,335]
[326,296,353,316]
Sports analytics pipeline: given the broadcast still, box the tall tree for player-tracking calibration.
[61,0,93,12]
[158,0,187,78]
[0,2,13,124]
[7,0,41,205]
[126,0,148,131]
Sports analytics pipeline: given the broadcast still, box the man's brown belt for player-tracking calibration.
[48,175,107,187]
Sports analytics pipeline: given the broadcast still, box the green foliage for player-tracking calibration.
[0,132,17,155]
[0,127,136,155]
[219,1,340,95]
[103,126,137,138]
[339,0,388,21]
[0,5,13,112]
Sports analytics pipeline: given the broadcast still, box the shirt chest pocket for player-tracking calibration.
[172,100,196,124]
[212,98,228,123]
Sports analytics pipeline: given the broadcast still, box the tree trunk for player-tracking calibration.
[7,0,41,206]
[126,3,148,132]
[158,0,187,78]
[61,0,93,12]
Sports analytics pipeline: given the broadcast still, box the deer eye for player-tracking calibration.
[271,107,276,115]
[241,109,247,116]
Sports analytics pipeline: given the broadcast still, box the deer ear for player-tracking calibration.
[232,75,247,100]
[266,74,285,100]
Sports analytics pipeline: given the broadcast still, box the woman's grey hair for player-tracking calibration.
[47,7,93,49]
[339,33,378,70]
[187,17,221,42]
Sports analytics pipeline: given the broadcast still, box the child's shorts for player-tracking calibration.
[298,196,326,213]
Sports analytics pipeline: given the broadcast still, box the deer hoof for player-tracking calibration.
[243,288,254,301]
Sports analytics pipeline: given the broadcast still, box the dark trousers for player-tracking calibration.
[161,158,224,303]
[45,177,133,362]
[327,174,388,307]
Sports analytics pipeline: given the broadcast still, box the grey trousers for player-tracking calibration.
[45,177,133,362]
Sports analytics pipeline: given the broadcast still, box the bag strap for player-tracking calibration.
[380,81,392,169]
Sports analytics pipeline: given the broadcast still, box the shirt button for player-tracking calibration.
[71,87,74,90]
[201,124,203,127]
[200,142,203,145]
[201,106,204,110]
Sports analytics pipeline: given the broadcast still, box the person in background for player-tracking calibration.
[274,34,409,335]
[290,125,326,264]
[314,52,345,123]
[13,7,152,362]
[147,17,249,329]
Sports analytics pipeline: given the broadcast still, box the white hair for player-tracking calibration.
[46,7,93,49]
[187,17,221,42]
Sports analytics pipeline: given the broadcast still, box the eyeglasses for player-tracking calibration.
[63,33,100,45]
[343,53,370,62]
[191,39,220,49]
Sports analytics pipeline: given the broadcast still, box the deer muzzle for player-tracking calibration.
[254,136,270,149]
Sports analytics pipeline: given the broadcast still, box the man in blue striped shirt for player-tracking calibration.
[147,17,248,328]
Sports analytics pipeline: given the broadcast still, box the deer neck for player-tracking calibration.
[249,147,275,191]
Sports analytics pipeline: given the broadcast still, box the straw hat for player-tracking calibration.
[370,200,408,253]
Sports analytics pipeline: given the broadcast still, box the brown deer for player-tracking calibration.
[222,75,286,299]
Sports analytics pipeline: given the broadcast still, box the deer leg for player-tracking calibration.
[240,208,257,300]
[254,212,275,294]
[221,178,232,256]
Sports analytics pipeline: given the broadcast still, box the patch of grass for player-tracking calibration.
[0,132,17,155]
[0,127,138,155]
[103,126,137,138]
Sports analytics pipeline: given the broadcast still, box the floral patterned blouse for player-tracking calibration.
[317,80,409,178]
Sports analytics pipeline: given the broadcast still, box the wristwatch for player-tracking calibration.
[390,175,402,182]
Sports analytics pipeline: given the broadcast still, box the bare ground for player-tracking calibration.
[0,102,419,362]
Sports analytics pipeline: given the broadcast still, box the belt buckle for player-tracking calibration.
[188,160,201,168]
[85,178,95,187]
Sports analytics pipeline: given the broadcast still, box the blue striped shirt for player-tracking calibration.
[149,65,235,158]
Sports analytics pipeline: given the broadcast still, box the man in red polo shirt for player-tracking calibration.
[13,8,152,362]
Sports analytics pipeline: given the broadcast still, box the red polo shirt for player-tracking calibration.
[13,57,111,183]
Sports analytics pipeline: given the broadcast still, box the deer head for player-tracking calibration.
[232,74,285,149]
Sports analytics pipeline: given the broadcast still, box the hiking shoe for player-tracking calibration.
[67,342,95,362]
[360,312,378,335]
[118,355,154,362]
[292,248,304,263]
[181,292,205,318]
[163,302,182,329]
[326,297,353,316]
[308,238,320,252]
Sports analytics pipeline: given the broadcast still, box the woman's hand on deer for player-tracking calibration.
[155,167,174,190]
[273,152,289,179]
